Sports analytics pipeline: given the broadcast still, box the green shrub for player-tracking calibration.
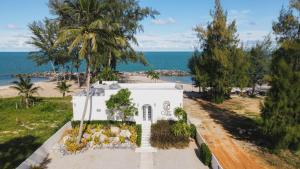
[190,124,197,139]
[150,120,189,149]
[171,122,191,137]
[199,143,212,166]
[136,124,142,147]
[174,107,187,123]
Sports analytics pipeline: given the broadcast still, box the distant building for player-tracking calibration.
[72,81,183,124]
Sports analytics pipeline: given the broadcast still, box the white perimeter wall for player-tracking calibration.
[72,89,183,124]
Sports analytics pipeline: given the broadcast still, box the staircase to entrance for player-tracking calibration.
[142,123,151,147]
[136,123,157,152]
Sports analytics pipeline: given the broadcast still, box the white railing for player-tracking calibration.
[187,118,223,169]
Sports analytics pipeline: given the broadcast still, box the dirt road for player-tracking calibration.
[183,92,271,169]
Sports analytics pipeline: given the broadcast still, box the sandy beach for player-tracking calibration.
[0,80,83,98]
[0,75,197,98]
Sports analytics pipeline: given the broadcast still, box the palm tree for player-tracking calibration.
[50,0,157,144]
[146,70,160,83]
[51,0,122,144]
[28,18,58,73]
[56,81,72,97]
[10,76,40,108]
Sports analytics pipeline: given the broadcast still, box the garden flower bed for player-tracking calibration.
[59,121,141,154]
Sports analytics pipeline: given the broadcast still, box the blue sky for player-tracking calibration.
[0,0,289,51]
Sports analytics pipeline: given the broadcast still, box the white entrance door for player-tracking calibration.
[142,105,152,123]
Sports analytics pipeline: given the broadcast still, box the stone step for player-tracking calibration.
[142,144,151,147]
[142,126,151,129]
[142,129,151,131]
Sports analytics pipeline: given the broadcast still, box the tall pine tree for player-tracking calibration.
[189,0,243,103]
[262,5,300,150]
[248,36,272,96]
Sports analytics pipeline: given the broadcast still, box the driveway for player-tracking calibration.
[155,145,208,169]
[46,143,208,169]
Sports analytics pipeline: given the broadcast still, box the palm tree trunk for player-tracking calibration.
[50,61,58,82]
[251,83,256,96]
[69,66,73,81]
[77,73,81,88]
[77,56,91,144]
[85,64,89,83]
[63,65,66,81]
[108,51,111,68]
[25,97,29,109]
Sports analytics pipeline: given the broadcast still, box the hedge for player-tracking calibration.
[136,124,142,147]
[190,123,197,139]
[199,143,212,166]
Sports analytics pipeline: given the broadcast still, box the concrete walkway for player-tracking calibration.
[46,143,208,169]
[140,153,154,169]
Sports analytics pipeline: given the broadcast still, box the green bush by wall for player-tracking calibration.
[136,124,142,147]
[199,143,212,166]
[190,124,197,139]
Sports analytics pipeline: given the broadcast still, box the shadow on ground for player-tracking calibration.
[0,135,41,169]
[184,91,270,149]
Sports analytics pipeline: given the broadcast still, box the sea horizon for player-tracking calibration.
[0,51,193,86]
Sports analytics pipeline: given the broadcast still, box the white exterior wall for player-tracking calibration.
[72,85,183,124]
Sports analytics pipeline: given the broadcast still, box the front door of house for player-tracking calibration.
[142,105,152,123]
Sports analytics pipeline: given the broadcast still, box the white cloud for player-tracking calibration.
[5,24,20,30]
[0,32,34,51]
[228,9,256,27]
[133,31,197,51]
[151,17,176,25]
[132,29,272,51]
[239,30,272,47]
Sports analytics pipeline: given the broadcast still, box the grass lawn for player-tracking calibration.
[0,97,72,169]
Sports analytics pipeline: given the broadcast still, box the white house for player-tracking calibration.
[72,81,184,125]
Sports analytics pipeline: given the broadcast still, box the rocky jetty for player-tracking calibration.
[13,72,82,81]
[14,69,190,81]
[122,70,190,76]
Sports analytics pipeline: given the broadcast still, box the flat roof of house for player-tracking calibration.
[74,81,183,96]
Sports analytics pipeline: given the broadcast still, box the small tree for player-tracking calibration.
[56,81,72,97]
[106,89,138,122]
[97,66,118,82]
[174,107,187,123]
[10,76,40,108]
[146,70,160,82]
[171,122,191,137]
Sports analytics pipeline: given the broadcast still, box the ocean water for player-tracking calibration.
[0,52,193,86]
